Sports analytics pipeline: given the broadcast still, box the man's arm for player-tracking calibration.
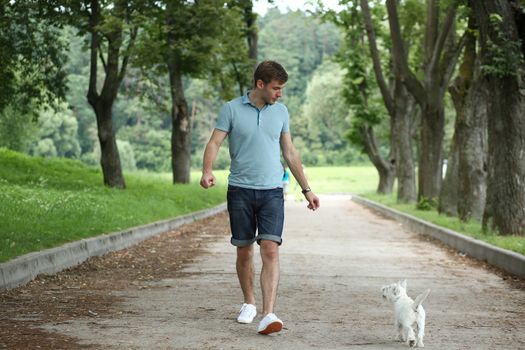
[200,129,228,189]
[280,133,320,210]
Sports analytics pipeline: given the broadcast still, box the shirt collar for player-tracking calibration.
[242,91,252,105]
[243,91,270,109]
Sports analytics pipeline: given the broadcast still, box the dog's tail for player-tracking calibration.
[412,289,430,311]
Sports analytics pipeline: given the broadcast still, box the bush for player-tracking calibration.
[417,197,438,211]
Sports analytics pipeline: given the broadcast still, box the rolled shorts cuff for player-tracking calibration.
[231,237,257,247]
[256,234,282,246]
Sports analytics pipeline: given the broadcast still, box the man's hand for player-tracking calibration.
[200,172,216,189]
[305,192,320,211]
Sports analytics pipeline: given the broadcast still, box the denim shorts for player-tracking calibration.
[227,185,284,247]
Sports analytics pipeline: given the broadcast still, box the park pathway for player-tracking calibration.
[6,195,525,349]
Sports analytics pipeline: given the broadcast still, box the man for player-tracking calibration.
[200,60,320,335]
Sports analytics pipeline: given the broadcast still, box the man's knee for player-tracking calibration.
[237,245,254,264]
[260,240,279,262]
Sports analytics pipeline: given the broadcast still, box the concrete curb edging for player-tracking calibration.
[0,202,227,291]
[350,194,525,278]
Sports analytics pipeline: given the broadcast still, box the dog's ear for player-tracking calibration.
[401,279,407,289]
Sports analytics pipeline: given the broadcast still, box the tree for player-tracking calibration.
[303,61,351,162]
[51,0,146,188]
[228,0,260,91]
[135,0,249,184]
[471,0,525,235]
[0,1,67,115]
[86,0,141,188]
[257,9,341,160]
[330,3,395,194]
[386,0,467,201]
[439,11,488,220]
[0,1,67,151]
[208,2,254,100]
[360,0,420,202]
[30,102,81,159]
[0,105,36,153]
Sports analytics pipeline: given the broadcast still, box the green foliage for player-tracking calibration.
[29,102,81,159]
[257,10,353,165]
[330,3,387,153]
[416,197,438,211]
[0,1,67,114]
[116,140,137,172]
[209,2,254,98]
[258,9,341,98]
[62,28,96,155]
[134,0,249,92]
[118,125,170,172]
[481,13,525,78]
[0,105,37,152]
[0,149,226,262]
[303,60,352,157]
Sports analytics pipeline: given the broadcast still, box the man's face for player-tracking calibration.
[257,79,286,105]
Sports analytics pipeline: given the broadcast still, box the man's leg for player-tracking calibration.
[259,240,280,315]
[236,244,255,305]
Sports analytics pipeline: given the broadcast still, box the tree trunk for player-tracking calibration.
[393,82,417,203]
[86,0,126,189]
[386,0,465,202]
[361,126,395,194]
[438,131,459,216]
[473,0,525,235]
[91,100,125,189]
[360,0,415,202]
[244,2,258,64]
[168,64,191,184]
[418,104,444,200]
[440,17,478,217]
[165,3,191,184]
[457,64,487,221]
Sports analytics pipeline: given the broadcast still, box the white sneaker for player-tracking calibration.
[257,313,283,335]
[237,303,257,324]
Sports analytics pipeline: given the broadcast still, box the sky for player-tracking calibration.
[253,0,343,16]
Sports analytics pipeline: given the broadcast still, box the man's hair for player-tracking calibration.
[253,60,288,87]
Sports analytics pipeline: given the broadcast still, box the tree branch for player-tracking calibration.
[98,42,107,74]
[360,0,394,116]
[424,0,439,64]
[87,0,100,102]
[118,25,138,85]
[441,30,468,92]
[385,0,427,107]
[428,6,457,79]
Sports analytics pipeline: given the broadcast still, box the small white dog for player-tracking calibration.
[381,280,430,348]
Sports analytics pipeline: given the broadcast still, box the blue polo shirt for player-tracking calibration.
[215,92,290,189]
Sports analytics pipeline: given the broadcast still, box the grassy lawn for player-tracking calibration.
[273,165,524,256]
[0,149,226,263]
[363,192,525,256]
[1,150,522,263]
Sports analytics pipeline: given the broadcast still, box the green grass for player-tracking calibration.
[363,192,525,256]
[273,165,524,256]
[1,152,522,263]
[0,149,226,263]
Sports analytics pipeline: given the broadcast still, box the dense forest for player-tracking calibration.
[0,0,524,236]
[0,6,364,173]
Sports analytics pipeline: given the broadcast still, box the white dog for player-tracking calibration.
[381,280,430,348]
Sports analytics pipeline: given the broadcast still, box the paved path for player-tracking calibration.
[41,195,525,349]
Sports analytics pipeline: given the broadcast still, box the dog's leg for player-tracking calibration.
[405,326,416,348]
[416,311,426,347]
[397,322,405,341]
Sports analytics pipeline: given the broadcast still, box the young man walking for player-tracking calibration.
[200,60,320,335]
